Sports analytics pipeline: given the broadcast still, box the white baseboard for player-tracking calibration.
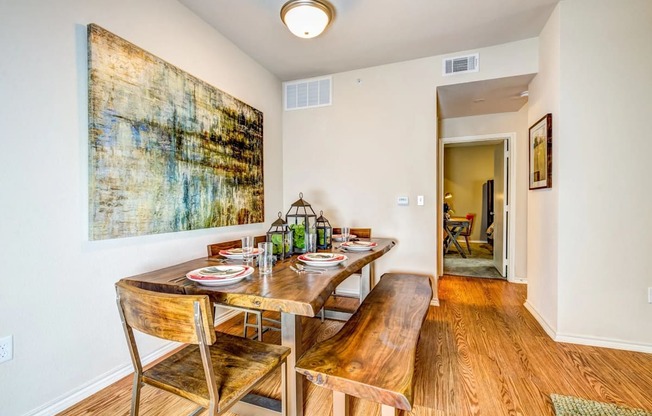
[555,333,652,354]
[523,300,557,340]
[523,300,652,354]
[334,287,359,297]
[508,275,527,284]
[25,309,241,416]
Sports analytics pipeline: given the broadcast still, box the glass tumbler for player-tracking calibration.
[258,242,274,275]
[241,236,254,266]
[306,232,317,253]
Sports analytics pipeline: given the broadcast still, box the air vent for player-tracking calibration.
[443,53,479,76]
[284,76,332,110]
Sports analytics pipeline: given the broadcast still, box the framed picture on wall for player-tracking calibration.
[529,113,552,189]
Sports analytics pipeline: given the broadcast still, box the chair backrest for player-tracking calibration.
[332,227,372,239]
[461,214,475,237]
[207,235,266,257]
[115,281,216,345]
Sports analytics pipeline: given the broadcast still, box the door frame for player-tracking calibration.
[438,132,517,282]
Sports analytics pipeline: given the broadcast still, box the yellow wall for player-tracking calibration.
[444,145,496,241]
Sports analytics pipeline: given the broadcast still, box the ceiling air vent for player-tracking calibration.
[443,53,479,76]
[284,76,332,111]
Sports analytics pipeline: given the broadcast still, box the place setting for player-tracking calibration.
[290,232,348,274]
[185,264,255,287]
[339,240,378,251]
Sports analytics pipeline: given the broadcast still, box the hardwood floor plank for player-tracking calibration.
[59,275,652,416]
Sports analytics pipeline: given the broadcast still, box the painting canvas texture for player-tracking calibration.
[88,24,264,240]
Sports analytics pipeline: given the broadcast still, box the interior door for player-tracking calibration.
[493,141,507,277]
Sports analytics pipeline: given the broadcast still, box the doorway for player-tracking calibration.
[438,133,516,281]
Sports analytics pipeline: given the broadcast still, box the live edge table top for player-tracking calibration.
[120,238,396,318]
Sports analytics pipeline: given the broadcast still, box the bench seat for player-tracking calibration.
[296,273,432,414]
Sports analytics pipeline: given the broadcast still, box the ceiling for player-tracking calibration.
[437,74,536,119]
[178,0,558,118]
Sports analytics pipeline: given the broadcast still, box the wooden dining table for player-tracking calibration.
[119,237,396,416]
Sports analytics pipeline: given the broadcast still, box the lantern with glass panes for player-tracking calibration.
[285,192,317,254]
[266,212,293,260]
[315,210,332,249]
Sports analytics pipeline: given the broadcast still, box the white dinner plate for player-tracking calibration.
[218,248,261,259]
[340,241,378,251]
[298,253,347,267]
[332,234,356,242]
[186,265,254,286]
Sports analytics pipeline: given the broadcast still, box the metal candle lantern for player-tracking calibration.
[285,192,317,254]
[315,210,332,249]
[266,212,293,260]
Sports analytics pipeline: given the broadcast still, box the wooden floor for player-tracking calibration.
[59,275,652,415]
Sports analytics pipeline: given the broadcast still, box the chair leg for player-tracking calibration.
[281,362,288,416]
[333,391,349,416]
[381,404,398,416]
[320,307,325,322]
[130,373,141,416]
[465,236,472,254]
[243,311,250,338]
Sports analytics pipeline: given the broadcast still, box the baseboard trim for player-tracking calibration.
[523,301,652,354]
[523,300,557,340]
[334,287,359,297]
[555,333,652,354]
[508,275,527,284]
[26,310,241,416]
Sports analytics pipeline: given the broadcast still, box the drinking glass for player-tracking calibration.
[341,227,351,243]
[241,236,254,266]
[258,242,274,275]
[306,232,317,253]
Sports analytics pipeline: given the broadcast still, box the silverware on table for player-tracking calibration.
[293,264,323,274]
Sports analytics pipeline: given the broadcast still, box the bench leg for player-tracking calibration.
[332,391,349,416]
[381,404,398,416]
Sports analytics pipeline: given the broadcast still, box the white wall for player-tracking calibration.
[526,0,652,352]
[283,39,538,296]
[524,3,561,335]
[555,0,652,348]
[0,1,283,415]
[440,107,529,279]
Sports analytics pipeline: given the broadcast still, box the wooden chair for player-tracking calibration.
[207,236,280,341]
[323,228,373,321]
[459,214,475,254]
[115,281,290,416]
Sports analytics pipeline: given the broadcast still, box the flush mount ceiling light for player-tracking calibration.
[281,0,334,39]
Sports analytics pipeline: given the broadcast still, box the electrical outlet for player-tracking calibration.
[0,335,13,363]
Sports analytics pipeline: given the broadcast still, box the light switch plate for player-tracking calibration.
[397,196,409,206]
[417,195,424,206]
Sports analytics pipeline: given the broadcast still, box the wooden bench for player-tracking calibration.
[296,273,432,415]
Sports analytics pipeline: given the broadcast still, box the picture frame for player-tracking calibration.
[529,113,552,190]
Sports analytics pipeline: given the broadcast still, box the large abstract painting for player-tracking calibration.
[88,24,264,240]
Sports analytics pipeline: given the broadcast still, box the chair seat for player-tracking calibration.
[143,331,290,412]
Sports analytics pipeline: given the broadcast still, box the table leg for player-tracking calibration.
[282,312,304,416]
[359,264,371,302]
[444,226,456,254]
[449,228,467,258]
